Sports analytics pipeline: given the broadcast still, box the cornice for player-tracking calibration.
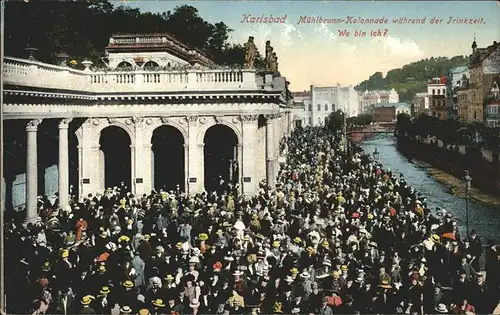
[3,89,284,103]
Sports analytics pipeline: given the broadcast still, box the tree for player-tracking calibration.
[4,1,236,67]
[354,55,469,102]
[327,110,345,132]
[396,113,411,135]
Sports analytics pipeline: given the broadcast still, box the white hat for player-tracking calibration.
[300,271,310,278]
[189,256,200,264]
[189,299,200,308]
[435,304,448,313]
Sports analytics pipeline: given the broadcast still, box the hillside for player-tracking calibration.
[355,56,469,101]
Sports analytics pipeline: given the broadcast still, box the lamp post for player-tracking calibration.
[464,170,472,237]
[373,148,380,160]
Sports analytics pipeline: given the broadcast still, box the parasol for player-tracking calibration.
[442,232,456,241]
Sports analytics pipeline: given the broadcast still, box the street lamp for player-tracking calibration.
[464,170,472,237]
[373,148,380,160]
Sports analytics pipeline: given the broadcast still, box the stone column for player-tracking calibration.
[266,118,276,188]
[237,144,243,185]
[132,117,147,196]
[26,119,42,223]
[58,118,72,209]
[241,115,258,195]
[187,116,202,195]
[184,144,189,194]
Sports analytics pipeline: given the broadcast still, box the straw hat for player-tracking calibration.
[273,302,284,313]
[176,242,183,249]
[300,271,310,278]
[435,304,448,313]
[118,235,130,243]
[98,265,106,272]
[100,286,111,295]
[61,249,69,258]
[123,280,134,288]
[189,299,200,309]
[272,241,280,248]
[341,265,348,271]
[379,280,392,289]
[293,237,302,243]
[189,256,200,264]
[152,299,166,307]
[164,274,174,281]
[198,233,208,241]
[290,267,299,274]
[120,306,132,314]
[81,295,94,305]
[432,234,440,242]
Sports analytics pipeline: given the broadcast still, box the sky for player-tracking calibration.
[112,1,500,91]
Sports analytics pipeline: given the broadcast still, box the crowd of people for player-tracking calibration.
[4,126,500,315]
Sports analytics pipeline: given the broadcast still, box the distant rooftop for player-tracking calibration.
[452,66,468,73]
[374,102,409,108]
[292,91,311,97]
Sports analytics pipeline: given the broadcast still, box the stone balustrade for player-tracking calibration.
[3,57,257,94]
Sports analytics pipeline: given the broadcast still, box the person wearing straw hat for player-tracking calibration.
[189,298,201,315]
[94,286,112,315]
[118,280,137,311]
[137,309,150,315]
[120,305,133,315]
[78,295,96,314]
[151,299,166,314]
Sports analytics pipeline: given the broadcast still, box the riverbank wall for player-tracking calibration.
[396,135,500,198]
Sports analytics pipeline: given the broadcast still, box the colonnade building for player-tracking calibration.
[2,33,293,223]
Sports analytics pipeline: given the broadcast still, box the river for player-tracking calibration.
[360,134,500,241]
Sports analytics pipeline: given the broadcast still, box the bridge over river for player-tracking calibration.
[360,134,500,242]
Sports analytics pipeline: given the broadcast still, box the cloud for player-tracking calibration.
[229,23,302,52]
[338,42,357,54]
[279,23,300,47]
[313,24,337,43]
[373,36,425,59]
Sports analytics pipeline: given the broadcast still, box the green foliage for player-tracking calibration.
[4,1,247,66]
[327,110,345,131]
[355,56,469,102]
[347,114,373,126]
[396,114,500,150]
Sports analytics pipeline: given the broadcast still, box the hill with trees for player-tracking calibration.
[3,0,263,68]
[355,56,469,101]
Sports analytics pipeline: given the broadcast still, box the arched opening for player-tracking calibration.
[99,126,131,192]
[116,61,133,70]
[204,125,238,194]
[151,125,185,192]
[143,61,159,70]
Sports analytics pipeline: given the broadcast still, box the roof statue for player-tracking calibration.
[270,52,279,72]
[265,40,273,70]
[244,36,257,68]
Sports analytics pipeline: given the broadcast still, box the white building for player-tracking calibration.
[2,33,294,222]
[359,89,399,114]
[451,66,470,87]
[291,84,360,127]
[289,90,312,126]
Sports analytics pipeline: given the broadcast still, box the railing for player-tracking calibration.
[2,57,257,94]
